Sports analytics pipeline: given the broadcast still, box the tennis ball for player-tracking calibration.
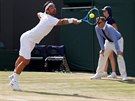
[89,13,95,19]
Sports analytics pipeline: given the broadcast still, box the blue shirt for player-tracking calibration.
[95,23,121,52]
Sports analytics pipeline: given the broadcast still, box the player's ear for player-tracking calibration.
[46,9,49,14]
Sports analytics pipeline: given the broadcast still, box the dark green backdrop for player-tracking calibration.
[60,7,95,72]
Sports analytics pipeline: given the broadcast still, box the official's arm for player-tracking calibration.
[95,26,105,51]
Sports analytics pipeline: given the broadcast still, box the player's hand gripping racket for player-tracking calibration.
[78,7,100,25]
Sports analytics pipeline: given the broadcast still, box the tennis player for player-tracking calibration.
[91,17,128,81]
[8,1,80,90]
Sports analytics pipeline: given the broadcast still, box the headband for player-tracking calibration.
[45,3,54,13]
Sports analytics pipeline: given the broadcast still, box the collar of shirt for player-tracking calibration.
[103,22,107,30]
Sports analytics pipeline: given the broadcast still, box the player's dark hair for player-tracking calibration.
[43,1,54,10]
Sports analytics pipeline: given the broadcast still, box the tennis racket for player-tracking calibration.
[78,7,100,25]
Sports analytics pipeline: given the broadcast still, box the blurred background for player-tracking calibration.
[0,0,135,76]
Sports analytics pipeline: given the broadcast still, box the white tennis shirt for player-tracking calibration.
[24,13,59,43]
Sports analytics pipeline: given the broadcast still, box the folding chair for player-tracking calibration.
[45,45,65,72]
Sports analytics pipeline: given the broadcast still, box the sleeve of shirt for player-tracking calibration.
[108,27,120,52]
[50,17,60,26]
[95,26,105,50]
[107,18,116,25]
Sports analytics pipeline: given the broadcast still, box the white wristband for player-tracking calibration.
[68,18,74,23]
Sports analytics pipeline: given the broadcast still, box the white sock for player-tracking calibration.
[9,70,15,77]
[13,69,16,73]
[13,73,19,81]
[10,69,16,76]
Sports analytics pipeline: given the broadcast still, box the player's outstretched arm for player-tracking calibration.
[56,18,81,26]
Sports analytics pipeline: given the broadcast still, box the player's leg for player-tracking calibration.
[15,56,30,74]
[8,56,23,81]
[15,56,23,68]
[107,51,117,78]
[9,56,32,91]
[112,38,128,81]
[15,33,35,74]
[9,33,35,90]
[8,56,26,82]
[9,34,27,81]
[9,56,30,91]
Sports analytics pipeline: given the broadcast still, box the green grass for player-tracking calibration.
[0,71,135,101]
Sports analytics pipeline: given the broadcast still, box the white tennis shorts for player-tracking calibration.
[19,32,35,59]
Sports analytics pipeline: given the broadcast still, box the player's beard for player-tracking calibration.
[51,10,57,16]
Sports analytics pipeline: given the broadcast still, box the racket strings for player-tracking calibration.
[82,7,100,25]
[88,9,99,24]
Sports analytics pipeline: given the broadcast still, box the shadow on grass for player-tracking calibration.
[101,78,135,84]
[119,79,135,84]
[19,90,113,100]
